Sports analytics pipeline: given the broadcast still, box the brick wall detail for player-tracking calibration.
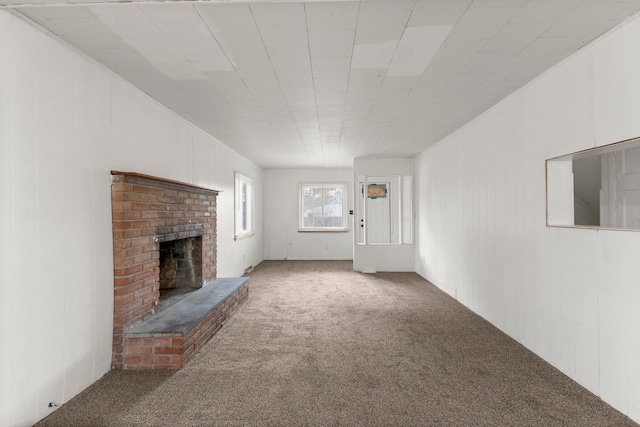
[111,171,218,369]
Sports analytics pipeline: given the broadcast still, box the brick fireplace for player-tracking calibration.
[110,171,218,369]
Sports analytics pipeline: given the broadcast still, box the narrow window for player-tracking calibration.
[235,172,254,239]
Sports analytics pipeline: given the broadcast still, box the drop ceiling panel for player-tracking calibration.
[409,0,471,26]
[274,71,314,90]
[309,29,355,58]
[288,100,318,113]
[438,40,492,68]
[251,2,307,47]
[516,36,583,64]
[27,6,93,19]
[545,3,630,38]
[316,93,347,106]
[314,78,348,93]
[267,45,312,71]
[233,59,276,80]
[8,0,640,168]
[387,25,453,77]
[305,1,358,30]
[196,4,267,61]
[482,22,552,53]
[449,5,520,41]
[244,78,281,95]
[465,51,515,74]
[355,1,414,50]
[311,56,351,79]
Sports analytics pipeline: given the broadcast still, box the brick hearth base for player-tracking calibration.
[123,278,249,370]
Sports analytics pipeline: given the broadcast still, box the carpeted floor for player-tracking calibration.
[36,260,637,426]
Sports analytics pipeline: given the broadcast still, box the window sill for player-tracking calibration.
[547,224,640,232]
[234,232,255,241]
[298,228,349,233]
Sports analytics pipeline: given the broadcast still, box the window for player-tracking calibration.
[235,172,254,239]
[299,183,348,231]
[547,136,640,230]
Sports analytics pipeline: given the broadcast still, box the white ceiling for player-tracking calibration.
[4,0,640,169]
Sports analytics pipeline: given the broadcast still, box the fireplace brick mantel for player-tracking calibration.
[110,171,219,369]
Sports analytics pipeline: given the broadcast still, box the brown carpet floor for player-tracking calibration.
[36,260,636,426]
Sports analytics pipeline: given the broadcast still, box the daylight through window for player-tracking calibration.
[235,172,254,239]
[299,183,348,231]
[547,136,640,230]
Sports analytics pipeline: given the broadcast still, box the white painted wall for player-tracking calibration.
[263,168,353,260]
[0,11,263,427]
[415,13,640,423]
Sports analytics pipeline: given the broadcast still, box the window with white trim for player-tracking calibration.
[299,183,348,231]
[547,136,640,230]
[235,172,254,239]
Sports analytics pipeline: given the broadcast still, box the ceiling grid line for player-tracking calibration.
[8,0,640,168]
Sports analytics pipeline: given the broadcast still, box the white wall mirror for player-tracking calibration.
[547,137,640,230]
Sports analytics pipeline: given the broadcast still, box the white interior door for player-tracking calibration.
[364,181,391,244]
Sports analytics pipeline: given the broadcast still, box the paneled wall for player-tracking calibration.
[0,11,263,427]
[264,168,353,260]
[415,13,640,423]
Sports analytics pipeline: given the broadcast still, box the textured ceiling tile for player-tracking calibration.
[267,45,312,71]
[482,22,552,53]
[251,2,307,47]
[11,0,640,167]
[409,0,471,26]
[464,51,515,74]
[288,100,318,113]
[510,0,581,24]
[448,5,520,41]
[243,78,282,95]
[544,3,630,38]
[430,40,487,67]
[196,4,267,61]
[305,1,359,31]
[311,57,351,79]
[316,93,347,107]
[515,36,582,64]
[387,25,453,77]
[347,69,385,88]
[24,6,93,19]
[314,78,348,93]
[234,59,277,80]
[309,30,356,58]
[355,1,413,44]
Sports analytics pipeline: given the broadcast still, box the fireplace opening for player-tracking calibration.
[158,236,203,310]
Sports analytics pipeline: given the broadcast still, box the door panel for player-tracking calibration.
[356,180,391,244]
[366,182,391,244]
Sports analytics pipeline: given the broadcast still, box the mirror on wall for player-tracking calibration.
[355,175,413,244]
[547,137,640,230]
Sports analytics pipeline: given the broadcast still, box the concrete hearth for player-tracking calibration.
[123,277,249,370]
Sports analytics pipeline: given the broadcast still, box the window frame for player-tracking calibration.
[298,182,348,232]
[234,172,254,240]
[546,135,640,231]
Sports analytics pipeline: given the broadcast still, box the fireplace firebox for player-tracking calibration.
[159,236,202,291]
